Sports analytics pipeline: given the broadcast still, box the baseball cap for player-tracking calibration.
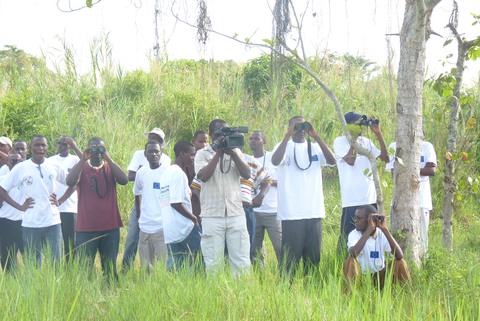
[145,128,166,147]
[344,112,367,124]
[0,136,13,147]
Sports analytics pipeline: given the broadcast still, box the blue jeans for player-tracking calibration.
[121,204,139,271]
[22,224,63,267]
[244,206,256,261]
[75,228,120,280]
[167,225,202,271]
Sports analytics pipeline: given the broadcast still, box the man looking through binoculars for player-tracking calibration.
[334,111,389,257]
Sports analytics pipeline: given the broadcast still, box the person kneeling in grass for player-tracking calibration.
[344,204,410,289]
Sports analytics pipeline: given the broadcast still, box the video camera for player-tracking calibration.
[359,117,379,127]
[212,126,249,150]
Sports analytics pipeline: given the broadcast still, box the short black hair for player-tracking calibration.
[208,119,227,135]
[88,136,104,145]
[174,140,194,157]
[357,204,378,216]
[31,134,46,143]
[251,130,267,144]
[289,116,303,126]
[145,140,162,151]
[193,130,208,140]
[7,152,21,159]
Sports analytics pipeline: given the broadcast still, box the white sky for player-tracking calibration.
[0,0,478,84]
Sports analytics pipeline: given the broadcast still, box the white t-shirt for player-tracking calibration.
[347,228,392,274]
[0,175,25,221]
[254,151,278,214]
[386,142,437,210]
[274,140,329,220]
[133,165,168,234]
[49,154,79,213]
[334,136,380,208]
[161,164,194,244]
[0,159,67,228]
[0,165,9,177]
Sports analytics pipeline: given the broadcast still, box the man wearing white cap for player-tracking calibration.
[121,128,171,272]
[334,111,389,257]
[0,136,13,170]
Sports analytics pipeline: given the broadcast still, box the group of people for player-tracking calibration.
[0,111,437,287]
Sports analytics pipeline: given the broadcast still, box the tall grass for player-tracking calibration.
[1,223,479,320]
[0,44,479,320]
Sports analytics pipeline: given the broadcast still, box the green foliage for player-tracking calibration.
[0,91,52,140]
[242,54,302,104]
[431,72,456,98]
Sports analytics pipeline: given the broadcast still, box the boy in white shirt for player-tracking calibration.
[133,140,169,272]
[163,141,201,271]
[0,135,75,267]
[344,205,410,289]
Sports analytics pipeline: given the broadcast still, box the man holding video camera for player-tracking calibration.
[194,119,251,276]
[334,111,389,257]
[272,116,336,275]
[344,205,410,289]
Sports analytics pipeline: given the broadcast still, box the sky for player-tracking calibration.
[0,0,478,84]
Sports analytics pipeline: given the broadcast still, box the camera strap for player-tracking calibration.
[219,154,232,174]
[90,166,109,198]
[293,139,313,171]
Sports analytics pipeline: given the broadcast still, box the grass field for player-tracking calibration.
[0,48,479,320]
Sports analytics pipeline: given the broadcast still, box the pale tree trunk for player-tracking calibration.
[442,21,475,250]
[391,0,441,266]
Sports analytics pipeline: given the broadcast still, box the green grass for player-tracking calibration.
[1,220,479,320]
[0,45,479,320]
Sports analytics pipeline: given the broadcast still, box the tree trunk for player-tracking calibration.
[442,23,473,250]
[391,0,441,266]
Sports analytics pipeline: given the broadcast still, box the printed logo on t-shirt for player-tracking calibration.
[370,251,380,259]
[22,176,34,186]
[153,182,160,189]
[68,168,72,173]
[420,155,424,163]
[159,184,170,207]
[312,154,319,161]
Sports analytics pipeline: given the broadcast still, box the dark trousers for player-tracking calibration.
[0,218,23,271]
[121,204,139,271]
[60,212,76,261]
[75,228,120,281]
[336,204,377,258]
[280,218,322,276]
[167,225,202,271]
[244,206,256,261]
